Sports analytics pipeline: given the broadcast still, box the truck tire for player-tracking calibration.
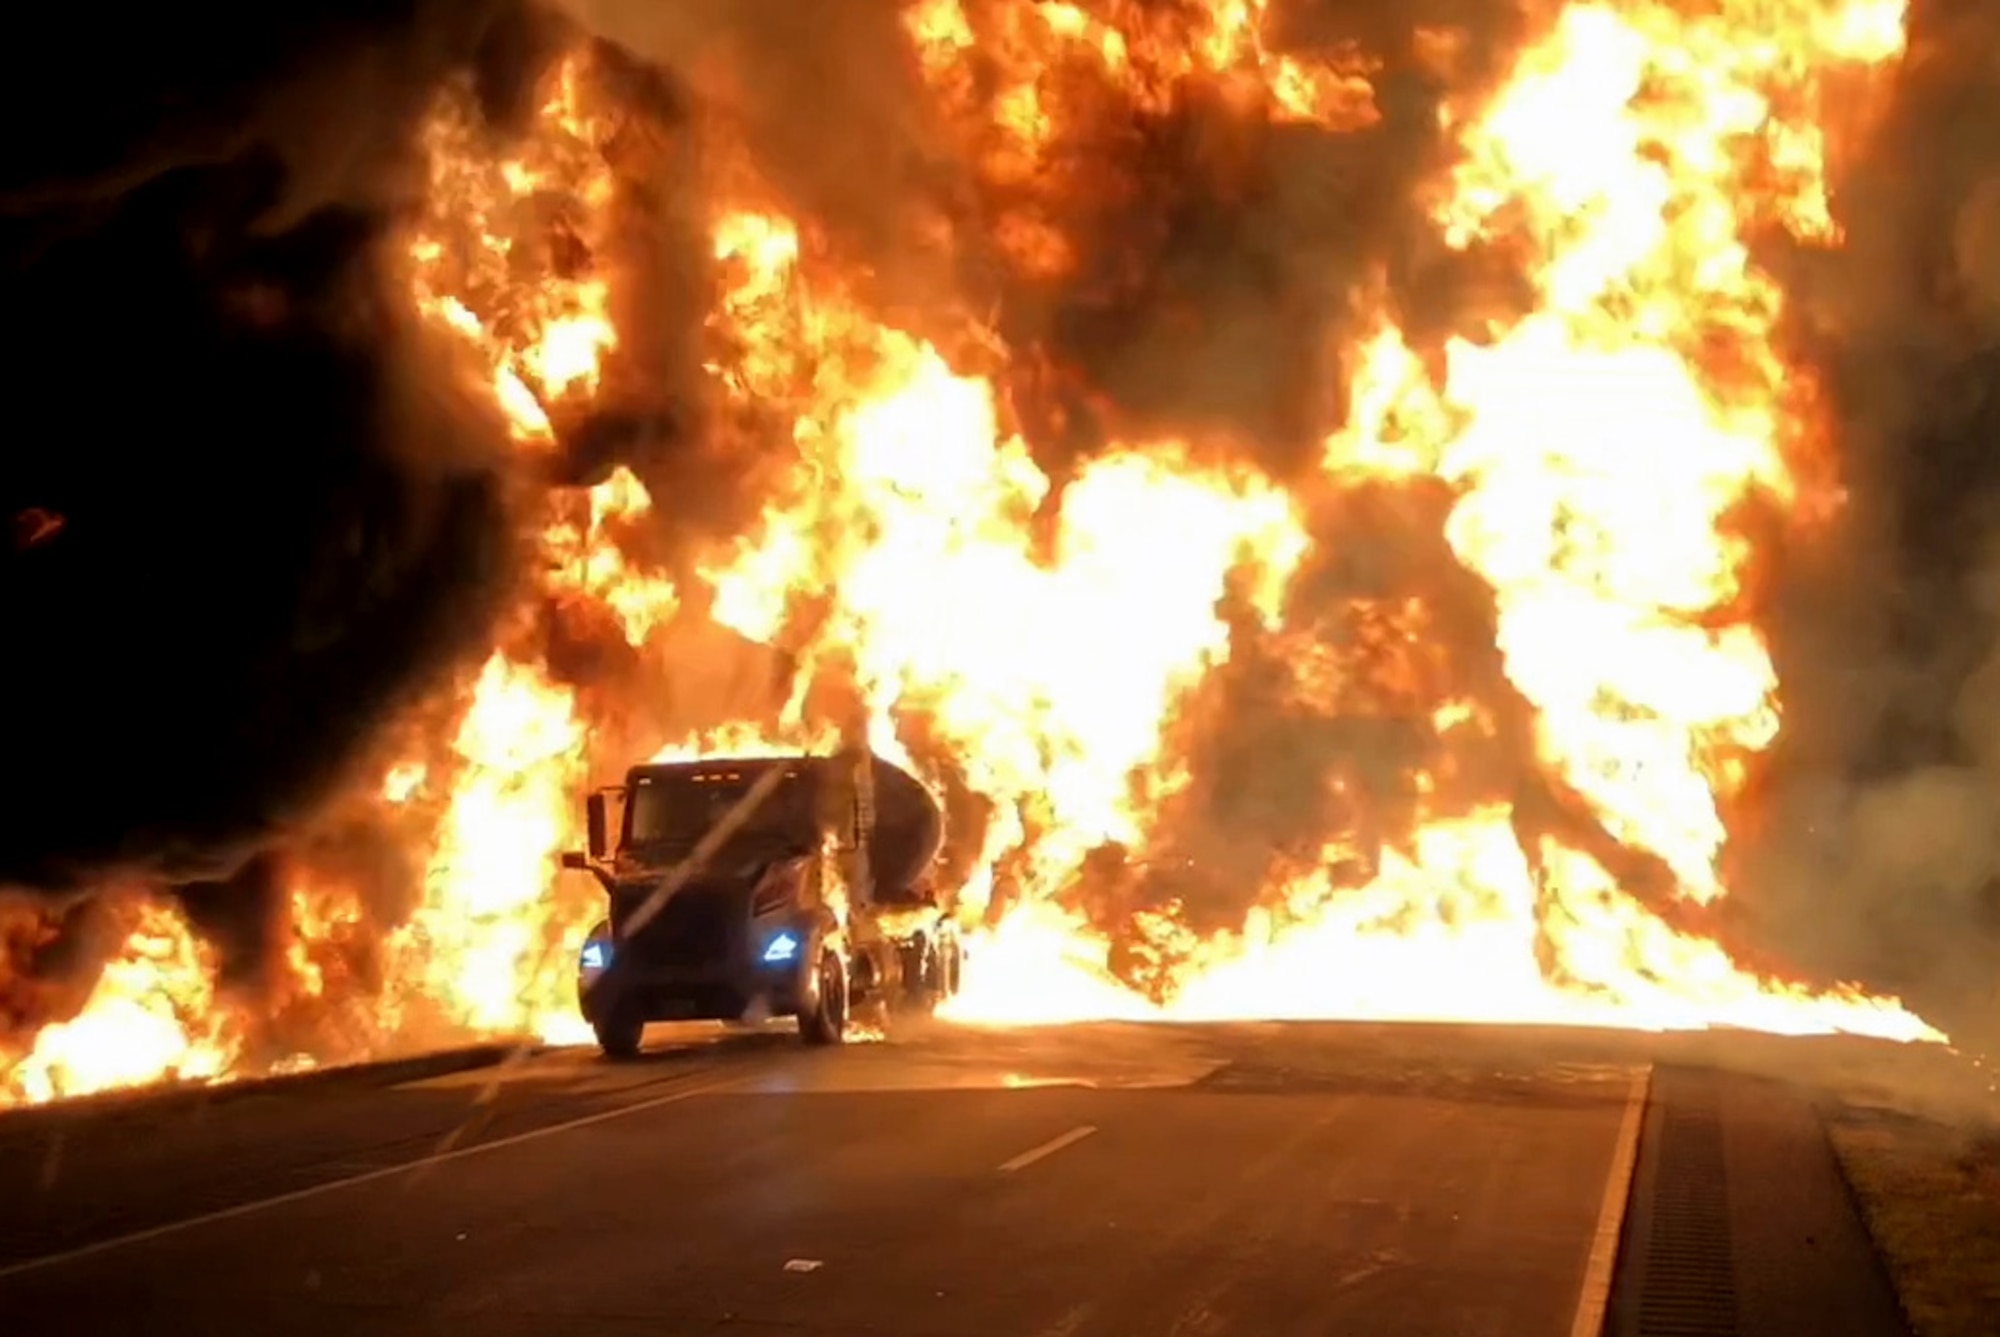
[897,935,955,1015]
[799,948,848,1046]
[594,1009,644,1060]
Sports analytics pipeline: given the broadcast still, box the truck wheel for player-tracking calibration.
[800,948,848,1046]
[594,1010,644,1060]
[894,938,935,1016]
[902,935,958,1015]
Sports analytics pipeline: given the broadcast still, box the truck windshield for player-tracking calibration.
[624,768,819,864]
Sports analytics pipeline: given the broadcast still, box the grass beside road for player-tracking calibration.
[1825,1102,2000,1337]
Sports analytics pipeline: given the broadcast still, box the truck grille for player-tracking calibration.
[615,884,745,969]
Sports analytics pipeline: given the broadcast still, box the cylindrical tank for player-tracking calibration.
[862,753,944,895]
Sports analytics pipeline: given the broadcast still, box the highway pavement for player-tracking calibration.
[0,1018,1924,1336]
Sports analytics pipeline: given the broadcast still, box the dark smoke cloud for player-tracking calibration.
[0,2,573,895]
[554,0,1531,480]
[1118,484,1496,942]
[550,0,956,289]
[977,0,1536,474]
[1076,477,1708,991]
[1734,0,2000,1043]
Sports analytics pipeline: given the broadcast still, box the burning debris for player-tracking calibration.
[0,0,1981,1105]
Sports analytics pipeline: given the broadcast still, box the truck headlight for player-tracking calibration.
[580,925,614,983]
[761,931,799,964]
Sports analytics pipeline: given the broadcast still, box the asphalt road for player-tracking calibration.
[0,1019,1930,1337]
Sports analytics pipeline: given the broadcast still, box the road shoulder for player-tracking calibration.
[1824,1101,2000,1337]
[0,1043,525,1131]
[1606,1065,1910,1337]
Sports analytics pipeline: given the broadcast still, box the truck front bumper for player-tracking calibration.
[579,940,812,1026]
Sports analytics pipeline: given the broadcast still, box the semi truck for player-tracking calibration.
[559,748,961,1057]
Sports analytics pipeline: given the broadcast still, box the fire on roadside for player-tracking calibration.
[0,0,1946,1108]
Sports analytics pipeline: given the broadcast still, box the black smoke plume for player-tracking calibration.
[0,2,566,894]
[1735,0,2000,1046]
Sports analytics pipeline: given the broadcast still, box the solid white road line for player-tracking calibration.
[998,1124,1098,1173]
[0,1071,744,1284]
[1567,1065,1653,1337]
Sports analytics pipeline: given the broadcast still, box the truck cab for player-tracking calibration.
[561,750,960,1057]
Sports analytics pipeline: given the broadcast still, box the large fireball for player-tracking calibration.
[0,0,1952,1107]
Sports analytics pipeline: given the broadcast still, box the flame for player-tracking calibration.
[543,466,680,646]
[2,901,242,1105]
[933,0,1928,1038]
[408,58,618,443]
[380,652,593,1045]
[1423,4,1861,908]
[2,0,1953,1108]
[697,237,1308,892]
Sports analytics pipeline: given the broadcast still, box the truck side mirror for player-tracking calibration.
[586,792,609,861]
